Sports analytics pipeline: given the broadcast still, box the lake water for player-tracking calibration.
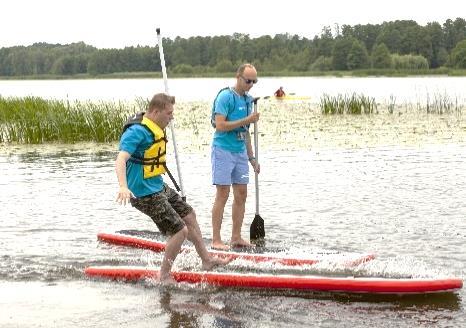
[1,76,466,105]
[0,77,465,327]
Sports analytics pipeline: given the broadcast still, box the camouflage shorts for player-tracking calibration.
[130,184,192,236]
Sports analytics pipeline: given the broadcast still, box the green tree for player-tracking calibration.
[392,54,429,69]
[342,23,381,56]
[425,22,444,68]
[443,18,466,52]
[51,55,74,75]
[214,59,235,73]
[314,26,334,57]
[240,36,255,62]
[310,56,332,71]
[332,37,354,70]
[450,39,466,68]
[254,35,273,63]
[261,49,289,72]
[436,47,449,67]
[9,48,33,76]
[376,24,402,53]
[371,43,392,68]
[172,63,194,74]
[347,40,369,69]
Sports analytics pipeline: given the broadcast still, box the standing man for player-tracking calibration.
[116,93,229,283]
[211,63,260,250]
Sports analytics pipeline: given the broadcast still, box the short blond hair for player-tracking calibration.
[236,63,256,75]
[148,93,175,112]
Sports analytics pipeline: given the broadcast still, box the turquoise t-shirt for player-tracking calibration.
[212,88,253,153]
[119,124,164,197]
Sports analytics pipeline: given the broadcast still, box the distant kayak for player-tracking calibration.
[269,95,311,101]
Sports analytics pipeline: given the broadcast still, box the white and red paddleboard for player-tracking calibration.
[97,230,375,267]
[85,265,463,295]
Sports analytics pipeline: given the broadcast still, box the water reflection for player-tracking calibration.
[251,288,461,310]
[159,288,243,327]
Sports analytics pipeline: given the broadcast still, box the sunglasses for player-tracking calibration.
[240,76,258,84]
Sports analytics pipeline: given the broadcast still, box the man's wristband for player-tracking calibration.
[248,157,255,161]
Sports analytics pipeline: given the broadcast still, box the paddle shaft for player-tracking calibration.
[253,100,259,215]
[156,28,186,200]
[250,98,265,242]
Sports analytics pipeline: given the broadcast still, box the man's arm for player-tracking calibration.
[215,112,260,132]
[245,132,260,174]
[115,151,134,205]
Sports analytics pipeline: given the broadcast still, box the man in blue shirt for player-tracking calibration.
[116,93,229,282]
[211,64,260,250]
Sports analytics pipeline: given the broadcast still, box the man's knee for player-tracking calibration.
[233,185,247,202]
[216,186,230,201]
[175,225,189,239]
[182,210,197,225]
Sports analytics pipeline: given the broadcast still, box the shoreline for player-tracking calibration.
[2,69,466,81]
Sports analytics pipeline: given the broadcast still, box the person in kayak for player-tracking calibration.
[274,86,286,97]
[210,63,260,250]
[115,92,230,283]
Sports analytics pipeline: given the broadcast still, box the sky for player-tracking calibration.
[1,0,465,49]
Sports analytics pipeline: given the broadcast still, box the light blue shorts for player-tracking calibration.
[211,146,249,185]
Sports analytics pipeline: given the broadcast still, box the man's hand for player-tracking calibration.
[116,186,135,205]
[249,159,260,174]
[247,112,260,124]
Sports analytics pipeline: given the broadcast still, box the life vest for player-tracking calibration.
[122,112,167,179]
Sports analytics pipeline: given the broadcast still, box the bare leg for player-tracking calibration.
[183,210,231,269]
[231,184,253,247]
[159,226,188,282]
[211,185,230,250]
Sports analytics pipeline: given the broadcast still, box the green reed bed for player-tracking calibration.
[0,96,136,143]
[2,94,464,145]
[423,92,461,114]
[320,93,377,115]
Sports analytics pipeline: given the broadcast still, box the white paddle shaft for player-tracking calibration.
[156,28,185,199]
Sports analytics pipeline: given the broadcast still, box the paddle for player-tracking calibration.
[250,97,265,245]
[156,28,186,200]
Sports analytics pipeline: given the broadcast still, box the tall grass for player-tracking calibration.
[320,93,377,115]
[0,96,139,143]
[424,92,461,114]
[2,93,463,145]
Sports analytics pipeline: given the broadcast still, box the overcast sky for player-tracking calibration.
[2,0,464,49]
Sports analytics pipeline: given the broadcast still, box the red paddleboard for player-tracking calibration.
[97,231,375,267]
[85,265,463,295]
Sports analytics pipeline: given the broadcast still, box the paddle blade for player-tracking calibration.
[250,214,265,243]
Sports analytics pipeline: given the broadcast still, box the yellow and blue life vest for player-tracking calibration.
[123,112,169,180]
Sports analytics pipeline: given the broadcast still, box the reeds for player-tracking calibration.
[424,92,460,114]
[1,93,464,145]
[320,93,377,115]
[0,96,136,143]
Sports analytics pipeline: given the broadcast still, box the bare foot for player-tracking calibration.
[158,272,177,285]
[202,256,231,271]
[230,238,254,248]
[211,241,230,251]
[158,276,177,285]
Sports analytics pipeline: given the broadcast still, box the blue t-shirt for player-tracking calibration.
[119,124,164,197]
[212,88,253,153]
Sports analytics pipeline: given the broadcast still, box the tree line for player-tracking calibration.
[1,18,466,77]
